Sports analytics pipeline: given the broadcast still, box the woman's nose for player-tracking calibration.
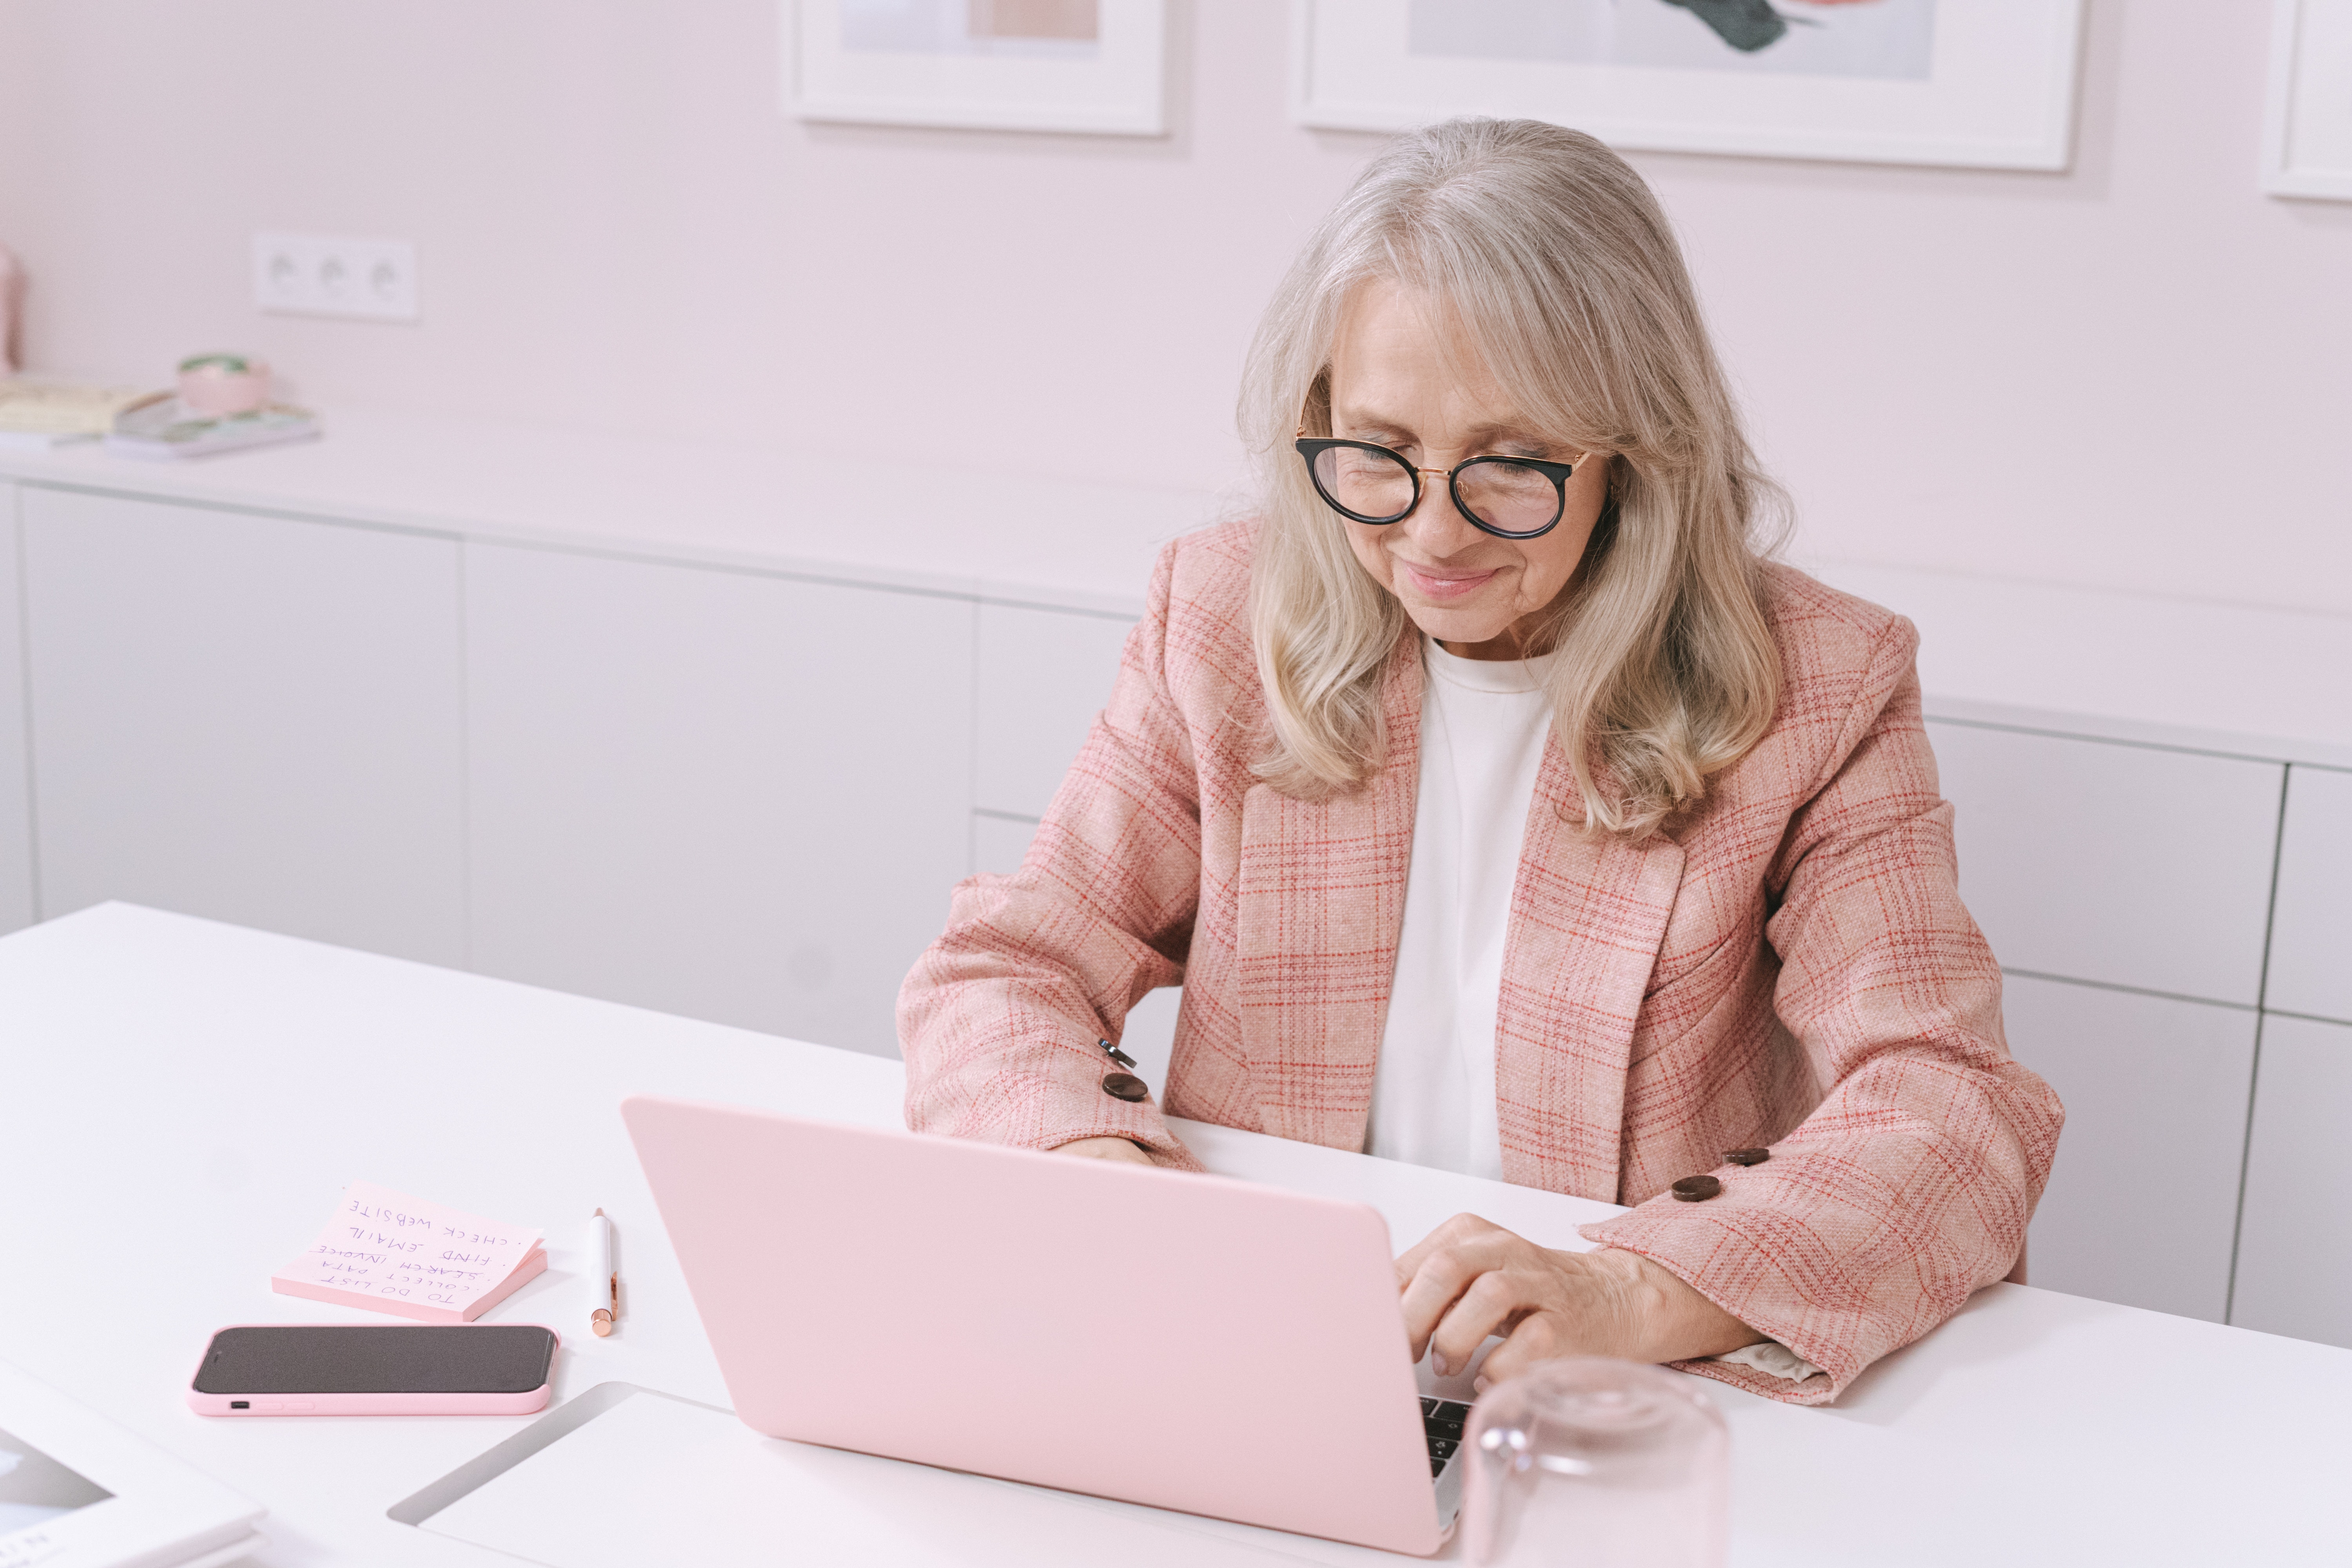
[1396,472,1483,552]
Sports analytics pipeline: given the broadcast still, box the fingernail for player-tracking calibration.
[1431,1352,1449,1377]
[1473,1376,1490,1396]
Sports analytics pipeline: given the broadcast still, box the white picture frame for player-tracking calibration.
[786,0,1167,136]
[2263,0,2352,199]
[1291,0,2086,172]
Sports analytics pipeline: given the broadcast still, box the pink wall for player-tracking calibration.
[2,2,2347,613]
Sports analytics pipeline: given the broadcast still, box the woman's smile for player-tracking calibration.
[1395,559,1505,600]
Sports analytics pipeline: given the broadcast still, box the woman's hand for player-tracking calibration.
[1396,1213,1762,1387]
[1053,1135,1156,1166]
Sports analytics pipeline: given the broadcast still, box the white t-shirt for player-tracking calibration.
[1366,636,1557,1180]
[1366,636,1823,1384]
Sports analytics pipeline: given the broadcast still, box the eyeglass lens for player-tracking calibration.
[1310,445,1560,536]
[1312,444,1417,521]
[1455,460,1561,535]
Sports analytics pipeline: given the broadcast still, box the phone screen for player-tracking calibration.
[193,1325,556,1395]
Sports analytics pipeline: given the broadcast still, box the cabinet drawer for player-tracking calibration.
[1929,720,2282,1005]
[21,486,466,965]
[2002,973,2255,1323]
[2229,1013,2352,1348]
[976,604,1134,819]
[2265,766,2352,1024]
[465,543,974,1057]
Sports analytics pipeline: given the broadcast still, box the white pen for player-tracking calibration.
[589,1209,617,1337]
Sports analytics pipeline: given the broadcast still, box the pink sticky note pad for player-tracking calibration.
[272,1182,546,1324]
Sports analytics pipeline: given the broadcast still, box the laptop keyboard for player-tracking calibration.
[1420,1397,1472,1476]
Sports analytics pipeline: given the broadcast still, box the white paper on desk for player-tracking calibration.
[394,1384,1397,1568]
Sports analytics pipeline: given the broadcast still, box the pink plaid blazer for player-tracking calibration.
[900,521,2062,1405]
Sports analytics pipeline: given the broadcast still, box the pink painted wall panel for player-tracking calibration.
[0,2,2345,613]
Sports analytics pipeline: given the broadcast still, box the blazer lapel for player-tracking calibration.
[1234,636,1422,1150]
[1494,742,1686,1202]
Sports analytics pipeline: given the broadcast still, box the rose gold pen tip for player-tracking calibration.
[592,1308,613,1337]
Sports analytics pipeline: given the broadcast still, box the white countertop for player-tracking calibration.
[5,409,2348,762]
[5,903,2350,1566]
[0,408,1215,618]
[1809,558,2352,768]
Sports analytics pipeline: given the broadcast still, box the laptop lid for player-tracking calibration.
[621,1095,1444,1556]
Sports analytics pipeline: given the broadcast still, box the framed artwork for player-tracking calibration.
[786,0,1167,135]
[1291,0,2087,172]
[2263,0,2352,199]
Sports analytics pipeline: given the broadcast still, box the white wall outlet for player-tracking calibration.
[252,232,419,322]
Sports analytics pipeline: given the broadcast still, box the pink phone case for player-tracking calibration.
[185,1324,559,1417]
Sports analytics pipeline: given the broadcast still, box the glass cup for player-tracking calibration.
[1461,1358,1729,1567]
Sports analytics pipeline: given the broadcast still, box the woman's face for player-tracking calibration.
[1324,278,1610,660]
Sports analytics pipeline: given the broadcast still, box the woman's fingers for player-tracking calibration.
[1399,1249,1485,1363]
[1406,1240,1755,1390]
[1417,1245,1666,1381]
[1471,1311,1570,1390]
[1398,1222,1533,1367]
[1400,1235,1523,1359]
[1428,1268,1539,1376]
[1394,1212,1504,1287]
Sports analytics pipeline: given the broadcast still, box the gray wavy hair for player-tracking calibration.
[1237,117,1786,837]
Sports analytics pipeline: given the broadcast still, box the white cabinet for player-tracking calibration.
[975,603,1133,819]
[0,485,31,934]
[2001,973,2257,1323]
[1929,720,2283,1005]
[2229,1014,2352,1348]
[10,463,2348,1338]
[463,543,973,1057]
[2266,766,2352,1025]
[20,487,466,965]
[973,809,1041,877]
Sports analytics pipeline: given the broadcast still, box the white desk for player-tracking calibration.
[4,904,2348,1566]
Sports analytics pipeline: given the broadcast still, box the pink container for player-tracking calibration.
[177,354,271,416]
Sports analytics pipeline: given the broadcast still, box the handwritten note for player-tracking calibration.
[272,1182,547,1323]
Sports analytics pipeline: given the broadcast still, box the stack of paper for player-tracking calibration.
[1,1358,265,1568]
[272,1182,546,1324]
[0,383,165,451]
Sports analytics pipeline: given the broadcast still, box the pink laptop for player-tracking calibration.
[621,1094,1465,1555]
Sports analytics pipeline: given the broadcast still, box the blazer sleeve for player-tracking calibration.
[1579,616,2065,1405]
[897,542,1209,1169]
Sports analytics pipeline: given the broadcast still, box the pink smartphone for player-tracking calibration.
[187,1324,558,1416]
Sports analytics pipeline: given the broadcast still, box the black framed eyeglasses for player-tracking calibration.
[1294,434,1584,541]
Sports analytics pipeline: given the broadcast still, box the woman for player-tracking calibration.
[900,118,2061,1406]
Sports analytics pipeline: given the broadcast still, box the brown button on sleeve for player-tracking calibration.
[1670,1175,1723,1202]
[1100,1072,1149,1103]
[1725,1147,1771,1167]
